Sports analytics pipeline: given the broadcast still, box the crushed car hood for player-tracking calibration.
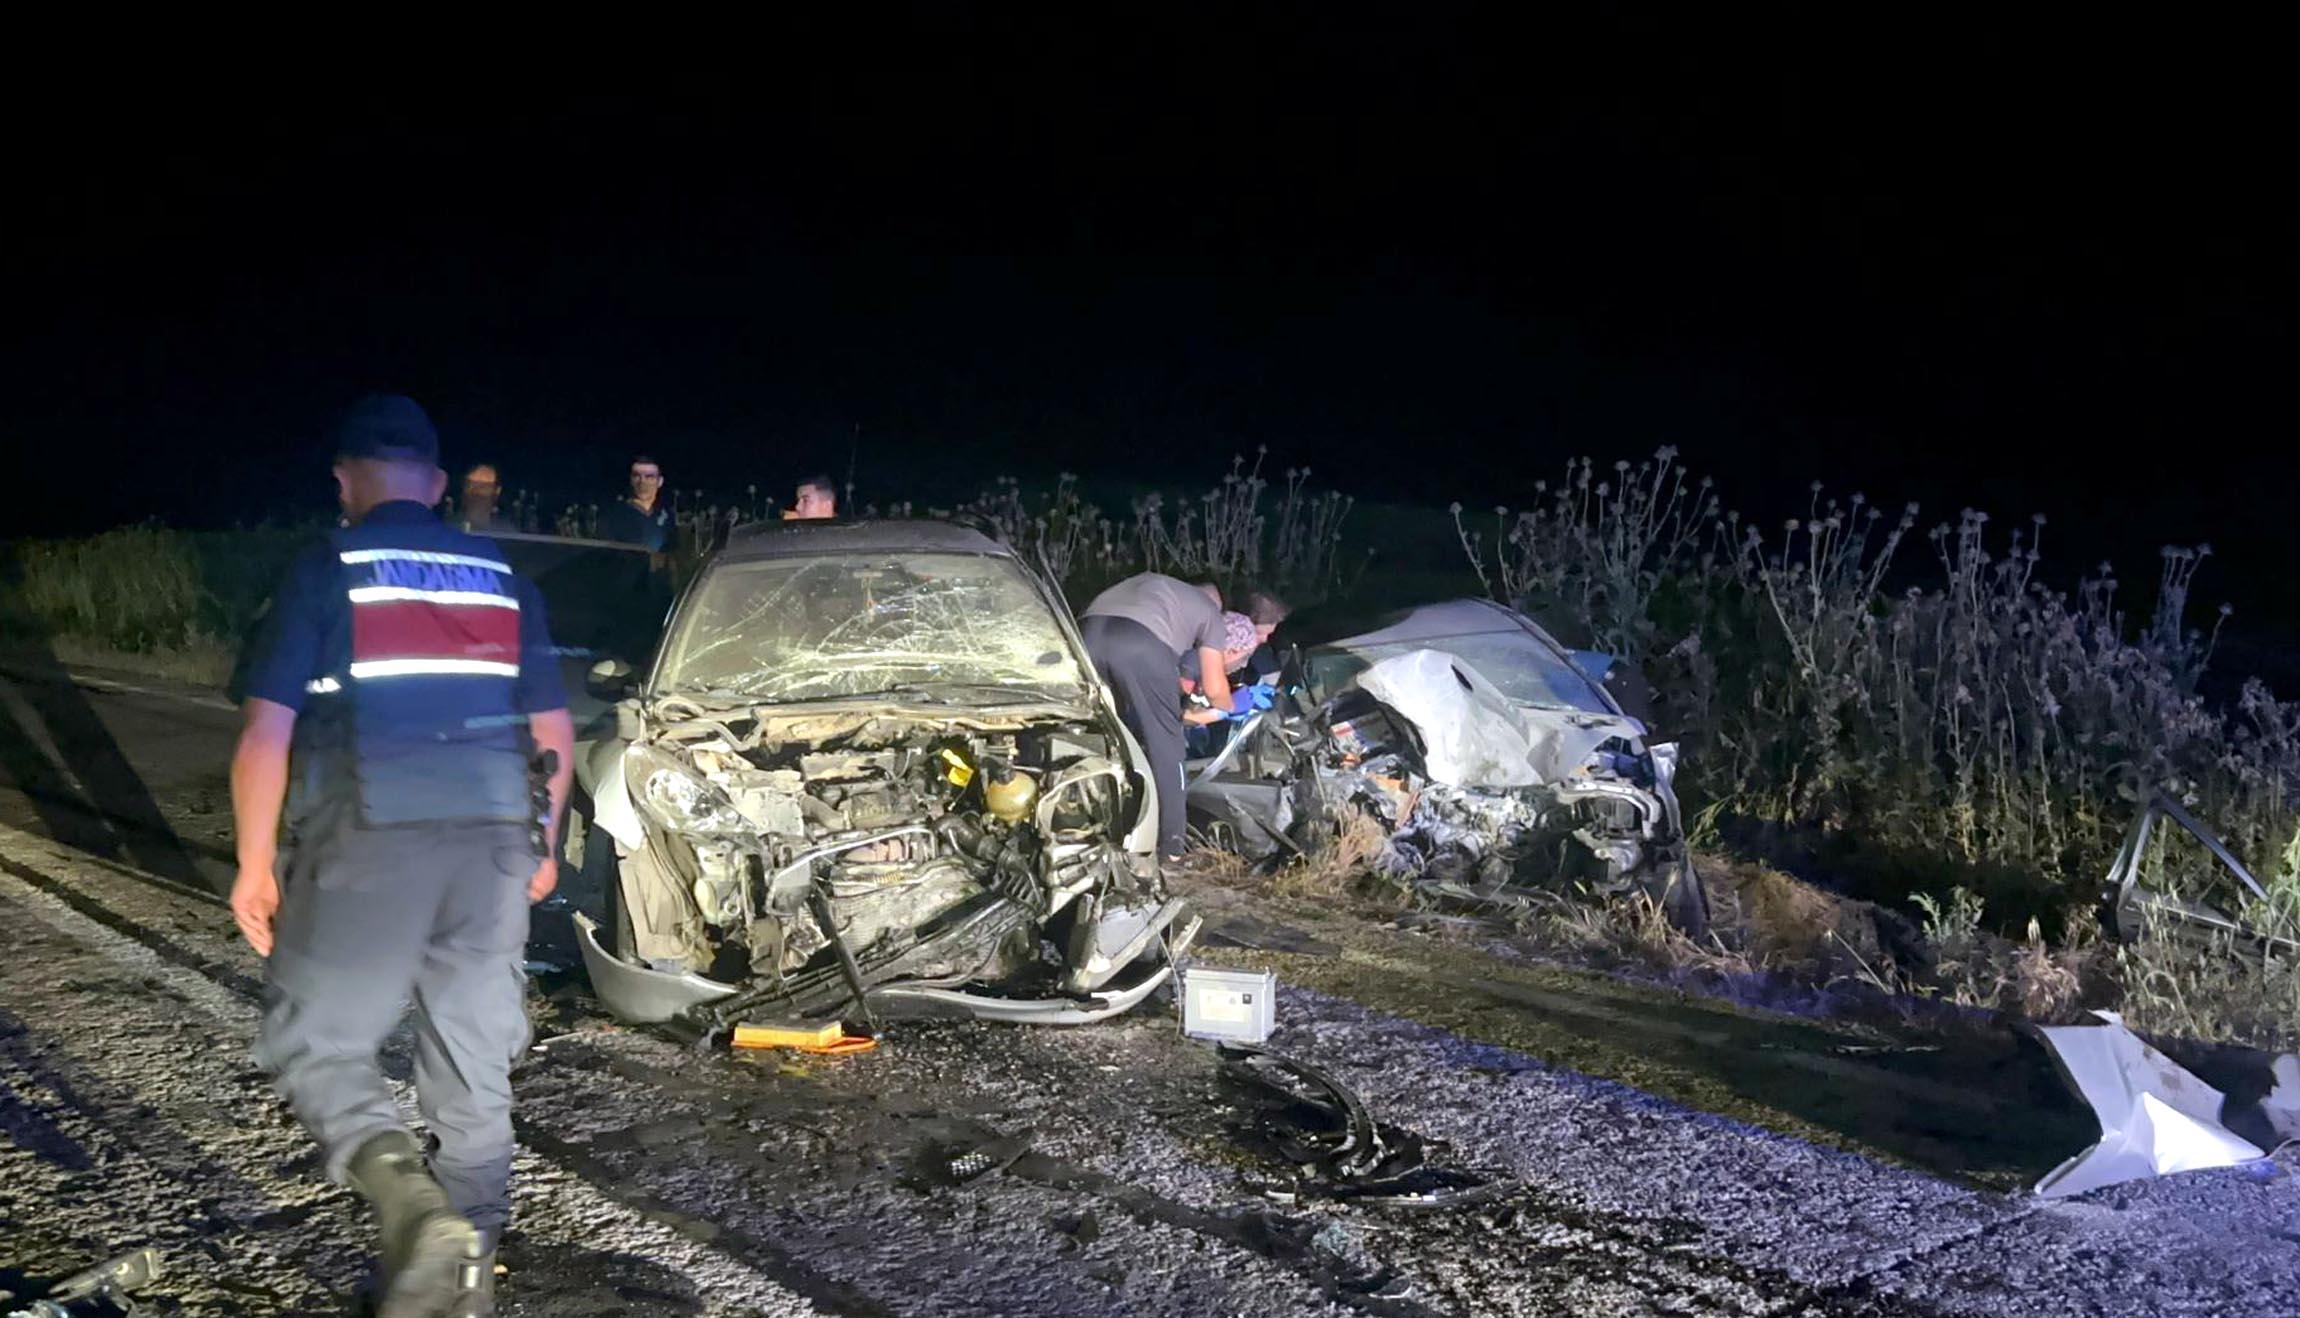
[1355,648,1645,789]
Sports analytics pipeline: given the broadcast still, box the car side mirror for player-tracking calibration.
[587,658,636,699]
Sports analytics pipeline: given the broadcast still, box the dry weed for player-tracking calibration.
[1913,887,2088,1020]
[1458,451,2298,996]
[2004,931,2086,1020]
[1714,859,1854,973]
[2112,905,2300,1051]
[1178,844,1255,890]
[1543,892,1754,978]
[1268,806,1391,901]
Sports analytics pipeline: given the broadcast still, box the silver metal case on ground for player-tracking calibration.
[1179,965,1276,1044]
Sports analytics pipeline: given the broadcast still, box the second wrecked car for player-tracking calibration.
[1186,597,1709,933]
[562,520,1199,1030]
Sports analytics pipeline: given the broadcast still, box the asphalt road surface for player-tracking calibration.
[2,660,2296,1316]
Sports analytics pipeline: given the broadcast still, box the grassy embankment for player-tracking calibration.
[0,524,303,687]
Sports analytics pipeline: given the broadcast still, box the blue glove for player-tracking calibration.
[1226,683,1277,717]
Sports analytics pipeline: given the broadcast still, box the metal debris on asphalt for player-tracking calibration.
[2,1247,163,1317]
[1215,1043,1506,1209]
[2035,1011,2271,1197]
[911,1127,1039,1188]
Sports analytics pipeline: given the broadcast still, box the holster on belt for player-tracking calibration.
[528,747,559,857]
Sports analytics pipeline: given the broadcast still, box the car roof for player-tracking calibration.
[715,517,1014,562]
[1279,597,1564,651]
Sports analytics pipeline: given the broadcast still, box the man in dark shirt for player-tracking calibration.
[1078,573,1234,860]
[596,454,673,551]
[231,395,573,1316]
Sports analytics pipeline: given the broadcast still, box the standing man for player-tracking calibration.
[785,472,838,520]
[230,395,573,1317]
[1078,572,1232,861]
[597,454,673,550]
[457,463,501,533]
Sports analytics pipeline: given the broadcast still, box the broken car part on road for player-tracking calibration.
[3,1247,163,1317]
[1185,598,1709,935]
[2101,792,2299,956]
[562,521,1199,1038]
[1216,1044,1506,1210]
[2034,1011,2297,1197]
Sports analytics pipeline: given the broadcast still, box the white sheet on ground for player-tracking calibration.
[2035,1010,2268,1198]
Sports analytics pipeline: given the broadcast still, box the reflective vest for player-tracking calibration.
[299,516,535,829]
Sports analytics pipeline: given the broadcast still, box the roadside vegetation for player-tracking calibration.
[1445,449,2297,1047]
[4,449,2294,1049]
[0,523,303,686]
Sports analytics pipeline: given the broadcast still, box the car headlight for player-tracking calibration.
[627,745,751,838]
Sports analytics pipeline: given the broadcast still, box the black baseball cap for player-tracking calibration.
[332,393,440,463]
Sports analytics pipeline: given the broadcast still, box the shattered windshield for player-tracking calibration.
[1309,632,1613,715]
[655,552,1088,702]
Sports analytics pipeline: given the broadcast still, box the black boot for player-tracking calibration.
[345,1130,483,1318]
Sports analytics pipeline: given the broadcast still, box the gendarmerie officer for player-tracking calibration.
[229,395,573,1317]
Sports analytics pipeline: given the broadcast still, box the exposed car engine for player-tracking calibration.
[601,699,1173,1024]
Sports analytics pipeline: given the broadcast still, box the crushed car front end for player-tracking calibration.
[1188,598,1707,933]
[572,522,1197,1030]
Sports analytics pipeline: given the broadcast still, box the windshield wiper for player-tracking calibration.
[725,685,957,706]
[668,680,1079,708]
[901,681,1086,704]
[659,686,764,705]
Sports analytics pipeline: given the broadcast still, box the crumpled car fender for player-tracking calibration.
[574,911,739,1023]
[588,741,645,852]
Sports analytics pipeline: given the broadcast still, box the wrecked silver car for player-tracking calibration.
[1186,598,1709,933]
[565,520,1199,1031]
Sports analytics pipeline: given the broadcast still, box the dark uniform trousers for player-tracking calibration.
[1081,614,1189,856]
[253,819,536,1238]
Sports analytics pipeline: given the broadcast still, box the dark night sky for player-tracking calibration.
[10,11,2295,651]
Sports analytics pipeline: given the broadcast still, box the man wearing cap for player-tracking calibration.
[229,394,573,1316]
[1078,572,1234,861]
